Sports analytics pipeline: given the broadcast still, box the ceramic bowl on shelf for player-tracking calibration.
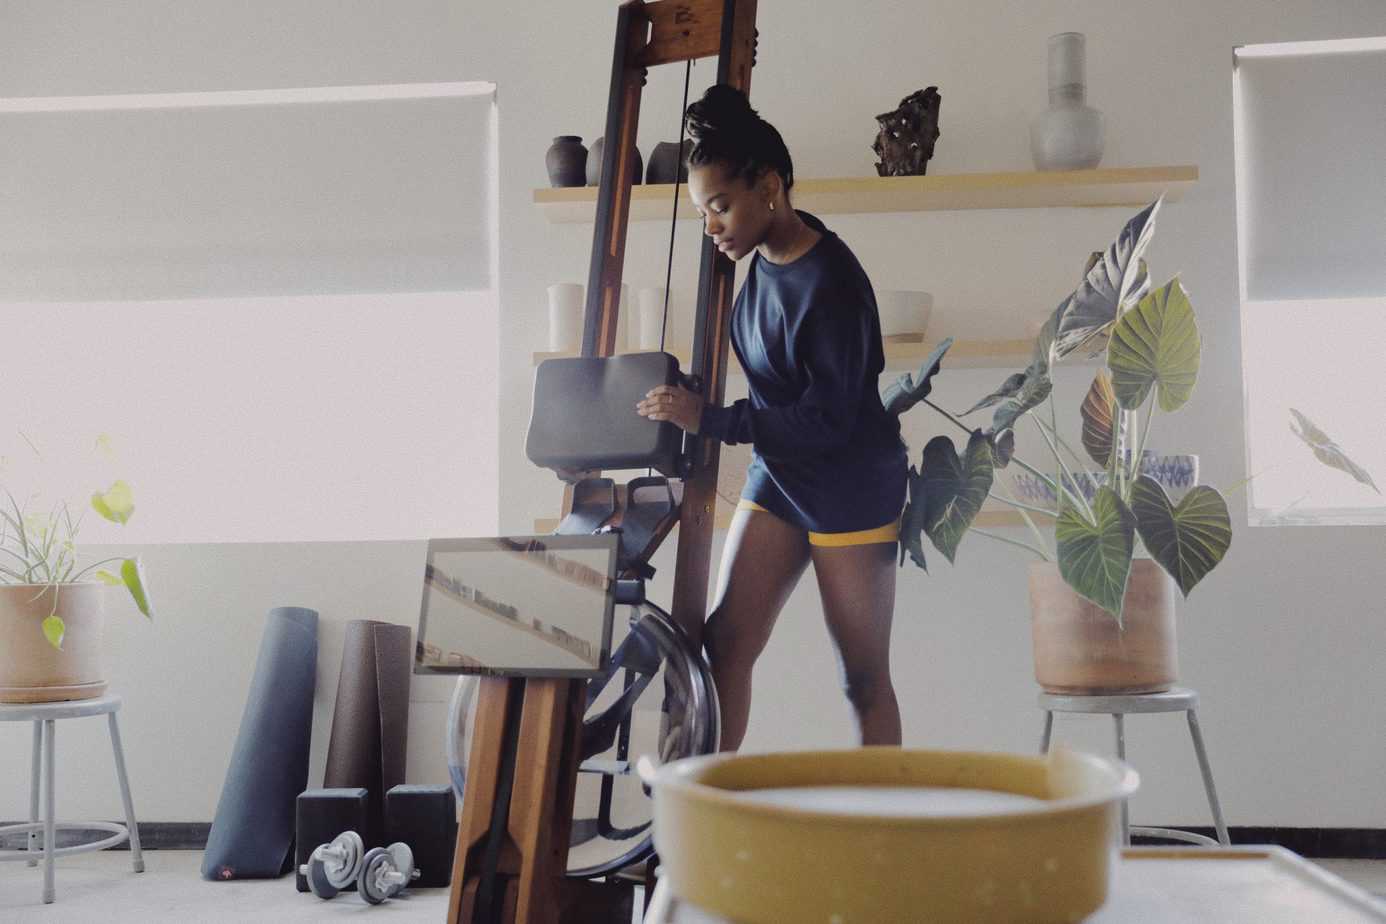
[643,747,1137,924]
[876,289,933,340]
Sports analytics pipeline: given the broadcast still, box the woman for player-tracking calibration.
[636,84,908,750]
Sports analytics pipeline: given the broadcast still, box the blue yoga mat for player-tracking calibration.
[201,606,318,880]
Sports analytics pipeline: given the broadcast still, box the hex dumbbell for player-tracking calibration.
[299,831,365,900]
[356,842,422,904]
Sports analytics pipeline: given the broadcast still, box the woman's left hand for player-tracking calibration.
[636,384,703,434]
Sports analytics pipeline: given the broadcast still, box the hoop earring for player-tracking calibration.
[769,201,775,212]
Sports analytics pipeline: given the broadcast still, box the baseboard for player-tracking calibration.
[1133,826,1386,859]
[5,822,1385,859]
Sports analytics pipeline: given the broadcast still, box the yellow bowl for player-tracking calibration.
[648,747,1138,924]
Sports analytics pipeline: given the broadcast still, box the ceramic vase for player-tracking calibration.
[876,290,934,340]
[587,137,643,187]
[637,287,668,350]
[545,136,587,188]
[646,140,692,185]
[1029,32,1105,171]
[547,283,584,352]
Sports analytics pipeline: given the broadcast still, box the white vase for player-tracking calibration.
[1029,32,1105,171]
[546,283,584,352]
[637,287,668,350]
[876,290,933,339]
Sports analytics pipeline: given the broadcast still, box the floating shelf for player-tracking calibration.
[535,507,1045,534]
[531,338,1093,372]
[534,165,1198,223]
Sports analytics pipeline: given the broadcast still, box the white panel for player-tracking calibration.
[1236,45,1386,300]
[0,86,494,299]
[2,290,499,543]
[1242,297,1386,524]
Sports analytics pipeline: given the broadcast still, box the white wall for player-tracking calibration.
[3,0,1385,830]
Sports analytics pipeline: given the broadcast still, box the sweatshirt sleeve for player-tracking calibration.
[700,283,870,456]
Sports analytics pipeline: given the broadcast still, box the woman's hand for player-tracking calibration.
[636,384,703,434]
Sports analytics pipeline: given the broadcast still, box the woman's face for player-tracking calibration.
[687,162,773,262]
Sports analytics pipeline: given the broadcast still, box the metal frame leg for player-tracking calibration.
[1187,708,1230,846]
[1114,713,1129,847]
[108,712,144,872]
[28,721,42,867]
[43,719,56,904]
[1039,711,1053,754]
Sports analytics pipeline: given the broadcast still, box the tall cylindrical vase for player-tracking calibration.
[1029,32,1105,171]
[637,287,668,350]
[547,283,583,353]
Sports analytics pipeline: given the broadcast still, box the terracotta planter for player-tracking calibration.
[0,582,108,703]
[1030,559,1176,695]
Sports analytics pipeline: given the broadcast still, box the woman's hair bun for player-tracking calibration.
[685,84,758,141]
[684,84,794,194]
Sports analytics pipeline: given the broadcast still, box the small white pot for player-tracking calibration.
[546,283,584,352]
[637,287,668,351]
[876,290,933,339]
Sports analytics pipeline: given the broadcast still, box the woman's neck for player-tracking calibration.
[758,208,820,265]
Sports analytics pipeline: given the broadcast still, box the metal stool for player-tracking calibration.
[0,694,144,903]
[1039,686,1230,848]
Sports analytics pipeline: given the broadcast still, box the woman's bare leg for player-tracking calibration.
[810,540,901,746]
[703,507,811,752]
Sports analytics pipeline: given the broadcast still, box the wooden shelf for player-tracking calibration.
[534,165,1198,223]
[531,338,1092,372]
[534,506,1046,534]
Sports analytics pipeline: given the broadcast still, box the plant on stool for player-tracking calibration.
[299,831,365,900]
[357,842,421,904]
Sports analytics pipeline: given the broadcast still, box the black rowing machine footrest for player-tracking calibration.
[553,477,617,536]
[525,352,684,476]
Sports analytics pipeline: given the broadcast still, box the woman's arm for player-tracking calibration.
[701,289,871,456]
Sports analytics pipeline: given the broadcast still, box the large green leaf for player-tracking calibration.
[882,337,954,417]
[1129,476,1231,597]
[1052,198,1162,358]
[1289,408,1380,494]
[898,465,929,571]
[991,361,1053,432]
[1080,369,1117,466]
[1056,486,1136,619]
[960,371,1026,418]
[921,431,994,564]
[1108,277,1201,412]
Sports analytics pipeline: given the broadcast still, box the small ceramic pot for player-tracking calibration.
[545,136,587,188]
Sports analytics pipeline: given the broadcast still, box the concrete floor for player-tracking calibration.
[1,850,1383,923]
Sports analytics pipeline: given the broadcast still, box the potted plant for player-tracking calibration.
[0,478,153,703]
[892,197,1233,694]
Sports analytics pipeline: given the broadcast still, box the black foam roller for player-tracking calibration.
[201,606,318,880]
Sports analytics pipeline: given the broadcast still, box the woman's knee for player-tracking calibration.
[703,605,763,670]
[840,664,894,712]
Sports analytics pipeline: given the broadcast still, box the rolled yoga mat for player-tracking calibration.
[323,619,411,846]
[201,606,319,880]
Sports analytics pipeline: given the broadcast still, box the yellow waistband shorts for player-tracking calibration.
[736,500,900,547]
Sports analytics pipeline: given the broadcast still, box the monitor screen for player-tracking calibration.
[414,534,618,679]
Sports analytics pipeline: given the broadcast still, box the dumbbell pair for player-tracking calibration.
[300,830,422,904]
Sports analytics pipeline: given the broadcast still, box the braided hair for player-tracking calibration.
[685,84,794,198]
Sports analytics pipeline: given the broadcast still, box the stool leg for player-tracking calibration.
[28,720,42,867]
[1187,708,1230,846]
[43,718,56,904]
[108,711,145,873]
[1114,714,1129,847]
[1039,711,1053,755]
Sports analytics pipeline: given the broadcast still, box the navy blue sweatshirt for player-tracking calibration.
[699,211,908,533]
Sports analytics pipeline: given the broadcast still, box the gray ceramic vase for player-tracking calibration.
[587,136,643,187]
[1029,32,1105,171]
